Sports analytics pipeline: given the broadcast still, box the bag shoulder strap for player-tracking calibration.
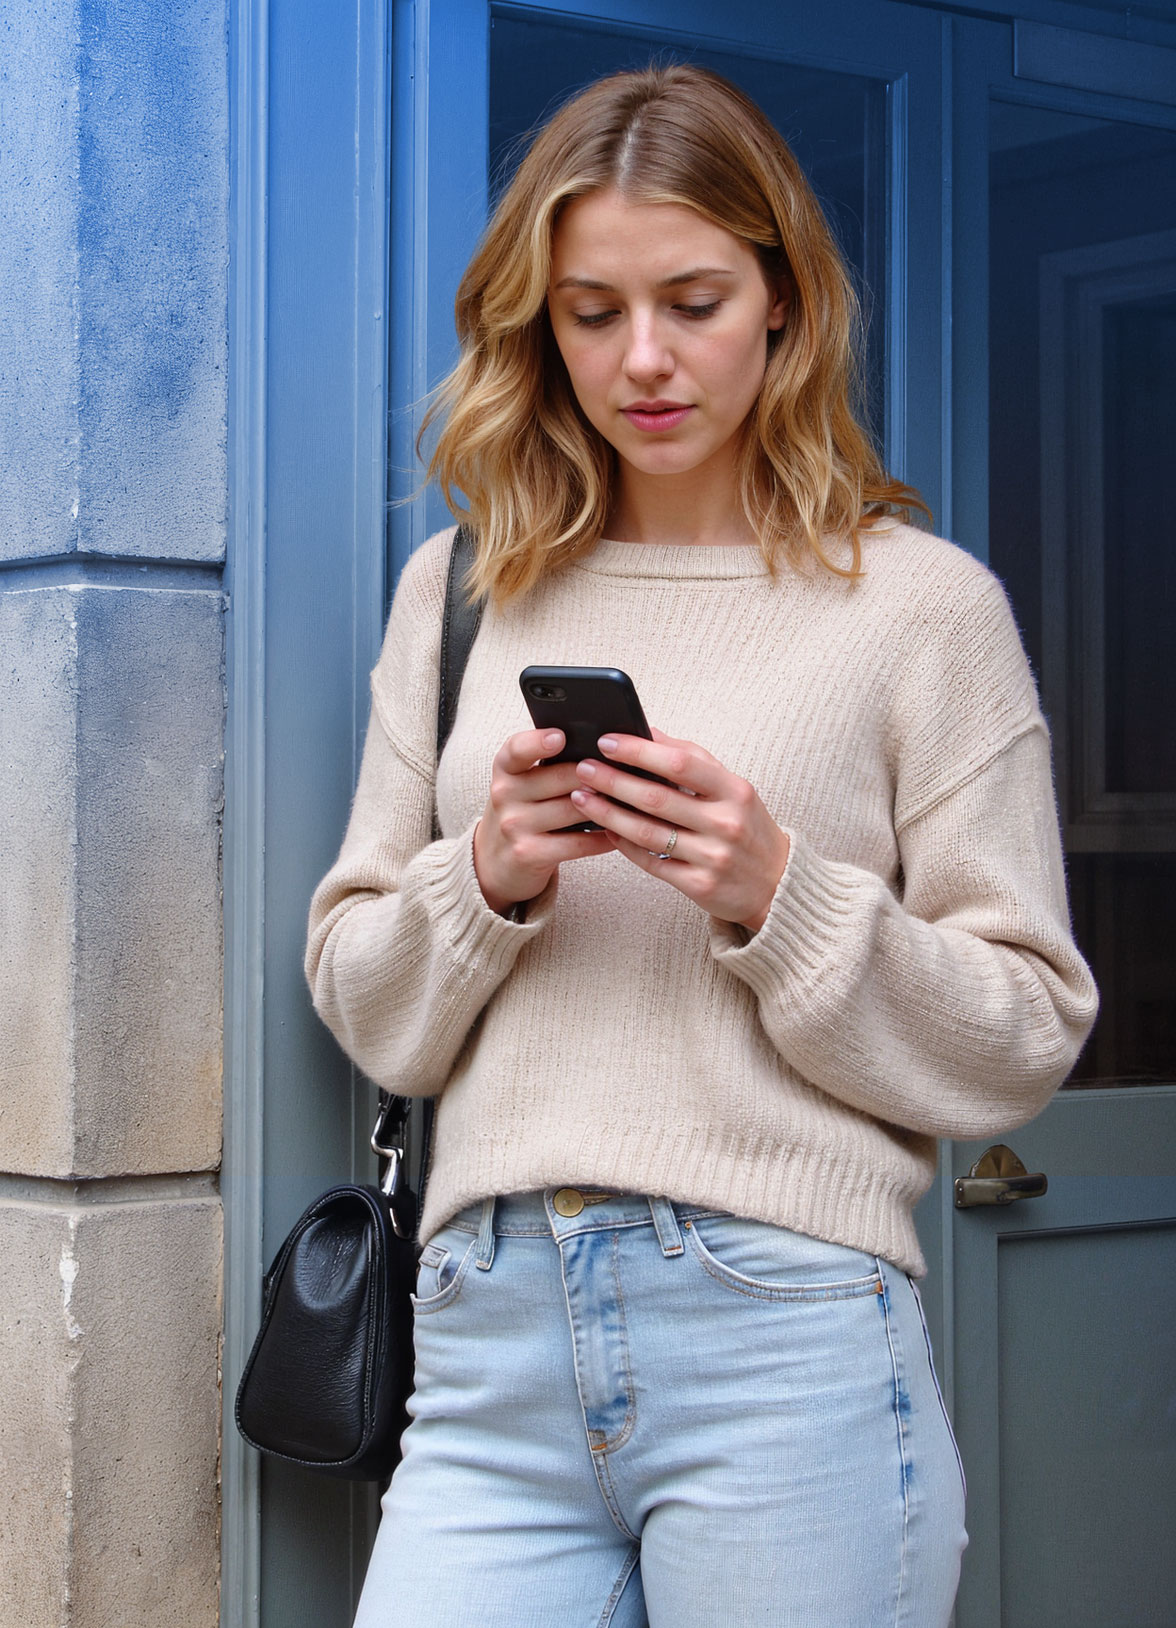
[437,524,483,762]
[377,524,483,1233]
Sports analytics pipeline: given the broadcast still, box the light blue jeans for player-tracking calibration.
[355,1191,967,1627]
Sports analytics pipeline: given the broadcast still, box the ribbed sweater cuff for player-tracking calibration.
[419,825,558,975]
[709,829,865,998]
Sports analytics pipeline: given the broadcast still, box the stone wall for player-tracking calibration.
[0,2,228,1621]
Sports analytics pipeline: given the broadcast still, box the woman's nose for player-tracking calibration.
[623,315,673,382]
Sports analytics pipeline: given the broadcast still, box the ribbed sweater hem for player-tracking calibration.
[420,1123,928,1277]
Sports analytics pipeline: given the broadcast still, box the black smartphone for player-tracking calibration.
[519,665,669,829]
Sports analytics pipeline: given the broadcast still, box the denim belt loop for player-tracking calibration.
[475,1196,497,1270]
[648,1196,684,1257]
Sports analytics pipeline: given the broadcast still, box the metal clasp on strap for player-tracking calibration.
[370,1095,403,1165]
[371,1096,415,1238]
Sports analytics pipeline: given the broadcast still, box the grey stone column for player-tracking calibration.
[0,2,228,1622]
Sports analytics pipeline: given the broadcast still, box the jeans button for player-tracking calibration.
[553,1188,585,1217]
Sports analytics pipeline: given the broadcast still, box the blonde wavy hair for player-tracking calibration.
[423,62,927,604]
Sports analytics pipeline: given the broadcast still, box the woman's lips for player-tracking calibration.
[620,403,694,432]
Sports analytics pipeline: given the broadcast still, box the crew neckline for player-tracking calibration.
[574,537,773,581]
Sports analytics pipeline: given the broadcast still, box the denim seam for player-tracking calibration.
[556,1234,638,1537]
[597,1545,641,1627]
[910,1278,968,1503]
[591,1447,640,1544]
[591,1230,638,1455]
[878,1260,912,1626]
[684,1223,884,1302]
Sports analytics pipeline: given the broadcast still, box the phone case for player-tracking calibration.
[519,665,669,829]
[519,666,654,763]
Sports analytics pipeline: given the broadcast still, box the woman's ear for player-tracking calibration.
[766,278,791,332]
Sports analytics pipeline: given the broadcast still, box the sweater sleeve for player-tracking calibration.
[711,726,1097,1136]
[711,554,1098,1139]
[304,536,556,1096]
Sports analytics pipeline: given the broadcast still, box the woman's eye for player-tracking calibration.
[572,310,617,328]
[676,301,721,320]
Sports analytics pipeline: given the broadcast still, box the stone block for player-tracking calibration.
[0,590,77,1171]
[0,585,223,1178]
[0,1203,73,1624]
[0,1191,222,1627]
[0,0,228,563]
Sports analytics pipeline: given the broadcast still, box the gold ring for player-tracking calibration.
[656,826,678,860]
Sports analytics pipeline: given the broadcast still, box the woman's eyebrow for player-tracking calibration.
[553,266,736,291]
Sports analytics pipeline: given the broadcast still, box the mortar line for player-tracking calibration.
[0,1170,220,1207]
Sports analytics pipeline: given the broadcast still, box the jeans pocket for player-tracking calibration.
[684,1213,884,1301]
[412,1229,478,1313]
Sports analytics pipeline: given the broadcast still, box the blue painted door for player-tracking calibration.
[941,19,1176,1625]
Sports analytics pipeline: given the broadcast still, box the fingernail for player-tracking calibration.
[543,731,563,750]
[570,789,590,806]
[598,735,618,754]
[578,759,598,777]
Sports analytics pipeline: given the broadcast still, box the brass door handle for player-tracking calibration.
[954,1144,1048,1209]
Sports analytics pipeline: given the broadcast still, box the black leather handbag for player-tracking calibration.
[235,527,483,1480]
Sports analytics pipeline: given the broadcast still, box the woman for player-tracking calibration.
[307,64,1097,1628]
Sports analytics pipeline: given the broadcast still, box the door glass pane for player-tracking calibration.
[489,12,889,443]
[987,104,1176,1087]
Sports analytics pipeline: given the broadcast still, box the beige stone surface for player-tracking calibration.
[0,1193,223,1627]
[0,591,78,1173]
[0,1203,74,1624]
[0,585,223,1180]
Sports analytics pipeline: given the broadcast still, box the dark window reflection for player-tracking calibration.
[988,103,1176,1087]
[1104,293,1176,796]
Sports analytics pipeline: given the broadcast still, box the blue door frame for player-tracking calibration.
[222,3,1176,1624]
[223,0,392,1620]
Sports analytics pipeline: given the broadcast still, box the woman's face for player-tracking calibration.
[547,189,787,493]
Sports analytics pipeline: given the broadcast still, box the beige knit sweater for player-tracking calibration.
[306,523,1097,1275]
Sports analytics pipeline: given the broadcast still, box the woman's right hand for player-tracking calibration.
[473,729,615,915]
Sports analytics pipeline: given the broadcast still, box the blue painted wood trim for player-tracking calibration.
[903,0,1176,52]
[221,0,268,1621]
[389,0,492,580]
[887,70,911,486]
[938,14,955,544]
[222,0,392,1620]
[1015,19,1176,106]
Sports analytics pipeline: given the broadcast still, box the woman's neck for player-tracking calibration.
[605,463,756,547]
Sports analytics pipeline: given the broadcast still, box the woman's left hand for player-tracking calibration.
[569,730,791,934]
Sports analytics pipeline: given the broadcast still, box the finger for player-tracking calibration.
[534,794,616,836]
[594,732,725,796]
[570,788,691,859]
[497,728,566,775]
[607,831,690,881]
[542,827,614,862]
[575,757,702,825]
[506,760,583,803]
